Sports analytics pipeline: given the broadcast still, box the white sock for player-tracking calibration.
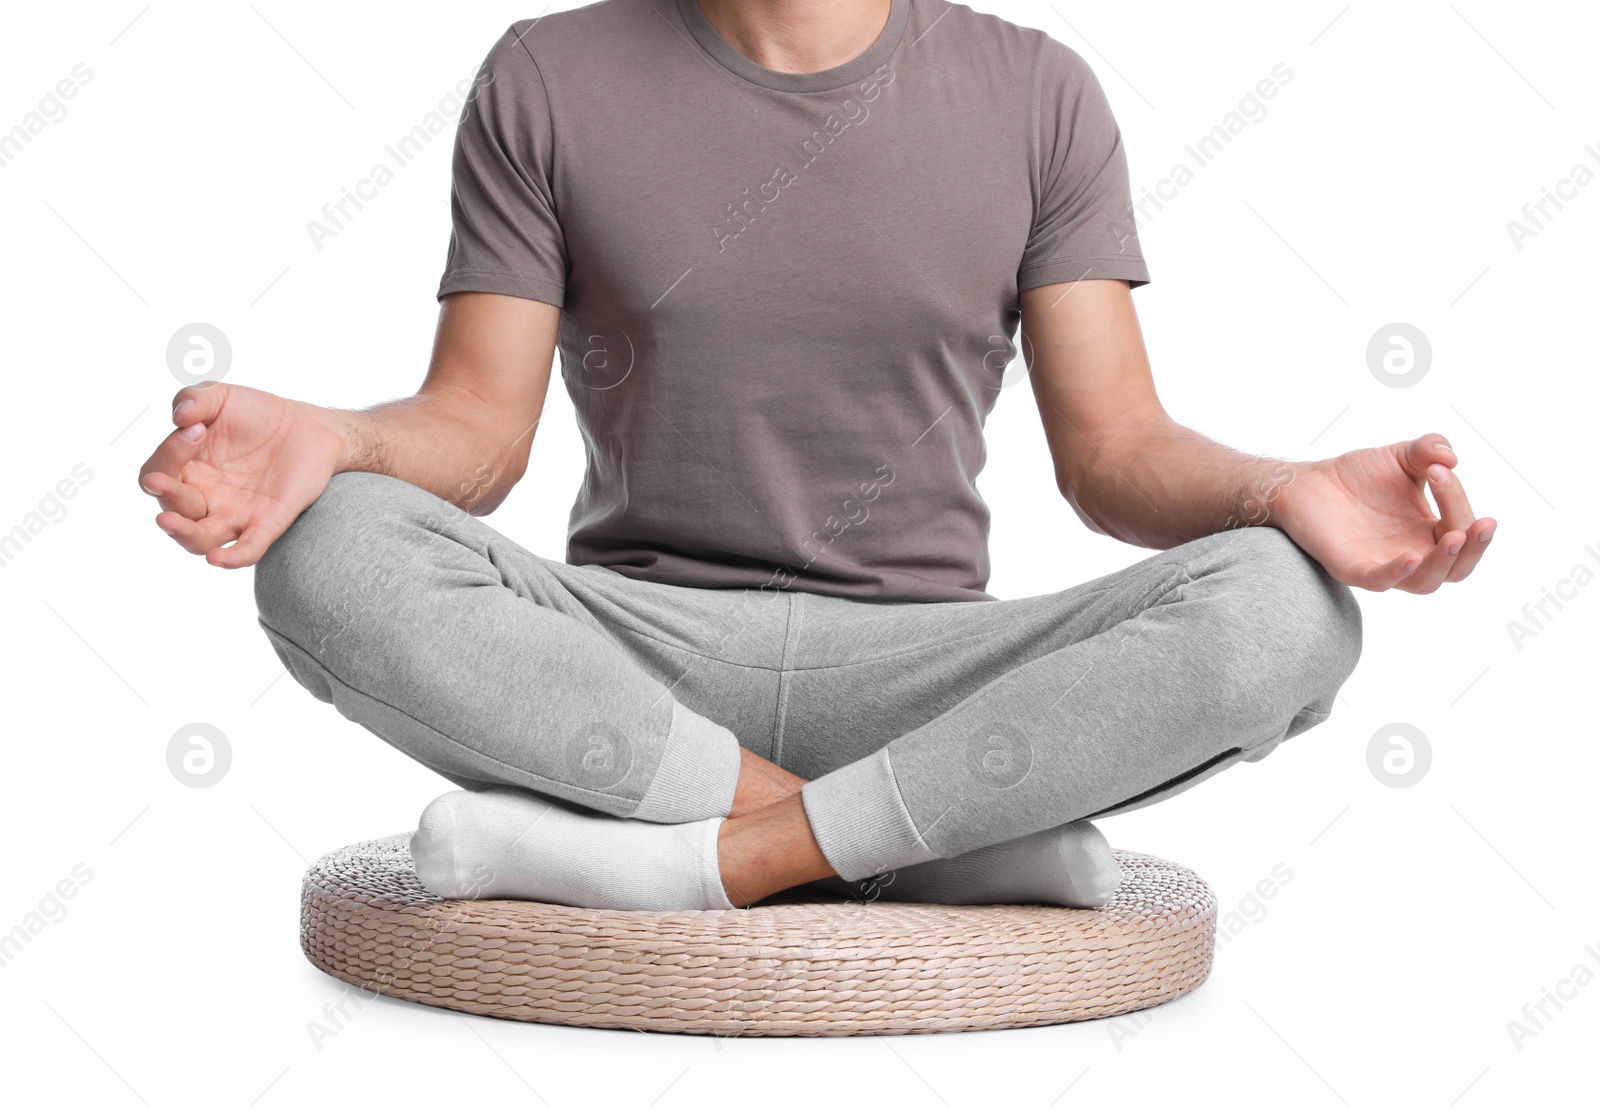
[410,787,734,912]
[813,820,1123,907]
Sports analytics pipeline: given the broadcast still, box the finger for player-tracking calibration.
[1444,517,1498,583]
[1398,432,1457,480]
[1425,463,1477,535]
[1395,530,1469,595]
[206,523,277,569]
[138,420,211,492]
[138,384,226,488]
[156,510,236,556]
[169,382,228,429]
[1350,548,1429,592]
[137,468,208,521]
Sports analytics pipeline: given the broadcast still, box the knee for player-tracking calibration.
[253,471,433,645]
[1208,527,1362,692]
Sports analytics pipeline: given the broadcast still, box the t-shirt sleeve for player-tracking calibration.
[436,23,567,306]
[1017,42,1149,292]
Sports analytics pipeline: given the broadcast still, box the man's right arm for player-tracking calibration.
[330,293,559,512]
[137,292,560,569]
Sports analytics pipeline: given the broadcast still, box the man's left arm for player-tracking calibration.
[1019,279,1497,593]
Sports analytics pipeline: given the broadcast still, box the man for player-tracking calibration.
[137,0,1494,912]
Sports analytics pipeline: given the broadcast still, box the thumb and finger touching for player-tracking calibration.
[1398,432,1457,480]
[138,385,279,568]
[139,385,230,512]
[1384,433,1497,592]
[1425,459,1497,584]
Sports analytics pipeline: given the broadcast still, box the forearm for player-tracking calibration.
[1061,414,1295,549]
[321,388,531,515]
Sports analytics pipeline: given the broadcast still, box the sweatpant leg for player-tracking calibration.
[792,526,1363,881]
[252,471,756,823]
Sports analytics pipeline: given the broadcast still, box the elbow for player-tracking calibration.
[1057,469,1113,538]
[456,451,527,516]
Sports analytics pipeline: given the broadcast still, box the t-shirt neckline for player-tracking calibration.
[674,0,910,93]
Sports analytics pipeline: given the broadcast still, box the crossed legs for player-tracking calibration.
[254,472,1361,909]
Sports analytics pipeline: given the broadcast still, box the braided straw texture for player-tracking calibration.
[300,833,1216,1037]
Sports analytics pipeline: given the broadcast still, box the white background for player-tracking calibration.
[1,1,1595,1110]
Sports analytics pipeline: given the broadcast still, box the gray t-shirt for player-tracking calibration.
[437,0,1149,602]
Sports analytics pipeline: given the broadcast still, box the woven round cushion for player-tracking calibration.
[300,833,1216,1037]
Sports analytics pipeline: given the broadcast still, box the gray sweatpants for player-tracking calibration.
[254,472,1361,882]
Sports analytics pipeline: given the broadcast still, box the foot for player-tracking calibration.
[812,820,1123,908]
[410,787,734,911]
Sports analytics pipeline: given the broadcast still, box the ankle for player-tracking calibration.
[726,748,807,819]
[717,795,832,907]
